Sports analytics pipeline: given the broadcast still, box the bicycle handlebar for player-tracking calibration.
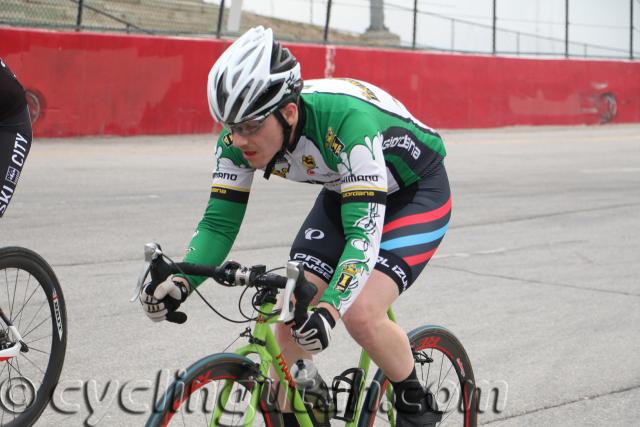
[132,243,317,325]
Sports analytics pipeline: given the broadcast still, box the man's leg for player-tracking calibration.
[343,271,440,424]
[0,107,32,218]
[341,270,413,381]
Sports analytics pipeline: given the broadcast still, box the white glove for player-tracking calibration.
[139,276,190,323]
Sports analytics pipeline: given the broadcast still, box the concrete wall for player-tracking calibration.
[2,27,639,137]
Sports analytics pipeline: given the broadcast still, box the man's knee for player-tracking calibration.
[343,301,381,348]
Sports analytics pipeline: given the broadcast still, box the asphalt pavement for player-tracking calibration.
[1,123,638,426]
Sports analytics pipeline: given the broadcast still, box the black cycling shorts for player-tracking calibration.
[0,106,32,218]
[290,162,451,295]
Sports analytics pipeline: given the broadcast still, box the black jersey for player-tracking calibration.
[0,58,27,121]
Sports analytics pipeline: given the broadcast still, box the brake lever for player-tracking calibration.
[277,261,304,322]
[130,243,164,302]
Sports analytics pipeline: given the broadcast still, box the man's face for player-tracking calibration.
[230,114,283,169]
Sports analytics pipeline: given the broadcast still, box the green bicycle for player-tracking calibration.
[137,243,477,426]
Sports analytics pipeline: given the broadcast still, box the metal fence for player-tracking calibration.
[1,0,638,60]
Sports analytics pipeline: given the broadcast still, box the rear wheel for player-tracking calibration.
[146,353,284,427]
[358,325,477,427]
[0,247,67,427]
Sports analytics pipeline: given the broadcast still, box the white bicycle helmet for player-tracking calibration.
[207,26,302,125]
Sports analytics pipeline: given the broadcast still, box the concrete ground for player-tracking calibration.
[1,123,638,426]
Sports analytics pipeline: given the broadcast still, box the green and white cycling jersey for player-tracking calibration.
[184,78,446,315]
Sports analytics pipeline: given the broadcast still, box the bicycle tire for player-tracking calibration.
[358,325,477,427]
[146,353,284,427]
[0,247,67,427]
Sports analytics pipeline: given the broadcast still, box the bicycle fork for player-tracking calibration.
[0,307,29,361]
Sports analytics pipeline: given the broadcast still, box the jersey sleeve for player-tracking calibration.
[319,113,388,315]
[180,132,254,288]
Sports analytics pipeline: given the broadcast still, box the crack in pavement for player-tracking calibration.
[482,383,640,424]
[51,244,293,268]
[52,239,586,269]
[433,240,586,260]
[452,201,640,230]
[433,265,640,297]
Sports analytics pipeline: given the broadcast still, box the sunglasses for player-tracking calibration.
[226,111,271,136]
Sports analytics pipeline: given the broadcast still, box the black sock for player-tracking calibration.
[282,412,299,427]
[391,367,427,414]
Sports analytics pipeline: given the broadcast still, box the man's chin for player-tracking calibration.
[245,157,266,169]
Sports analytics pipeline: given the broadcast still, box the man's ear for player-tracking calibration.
[281,101,298,126]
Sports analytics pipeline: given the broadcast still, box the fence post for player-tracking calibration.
[450,18,455,51]
[565,0,569,58]
[323,0,332,42]
[216,0,225,38]
[412,0,418,49]
[631,0,634,60]
[76,0,84,31]
[492,0,497,54]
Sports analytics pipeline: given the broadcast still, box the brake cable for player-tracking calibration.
[161,255,285,324]
[162,254,251,324]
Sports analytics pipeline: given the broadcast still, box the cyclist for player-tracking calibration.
[141,26,450,426]
[0,57,32,218]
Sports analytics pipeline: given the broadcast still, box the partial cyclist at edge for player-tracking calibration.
[140,26,451,427]
[0,57,32,219]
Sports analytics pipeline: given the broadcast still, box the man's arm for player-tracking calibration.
[180,134,254,288]
[319,123,388,317]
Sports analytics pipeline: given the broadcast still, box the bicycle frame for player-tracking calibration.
[0,308,26,361]
[212,300,398,427]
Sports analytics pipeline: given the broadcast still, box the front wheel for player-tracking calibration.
[0,247,67,427]
[146,353,284,427]
[358,325,477,427]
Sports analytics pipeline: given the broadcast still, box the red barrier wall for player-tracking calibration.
[2,27,639,137]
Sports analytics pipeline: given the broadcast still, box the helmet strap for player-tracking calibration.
[263,108,292,180]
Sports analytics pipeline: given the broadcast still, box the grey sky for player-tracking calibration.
[236,0,639,58]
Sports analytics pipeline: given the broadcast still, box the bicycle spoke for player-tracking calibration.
[11,280,43,326]
[440,406,455,424]
[436,352,444,393]
[24,333,52,346]
[0,358,9,378]
[18,271,33,331]
[439,363,454,392]
[0,249,67,427]
[21,302,49,338]
[14,350,46,377]
[22,344,50,357]
[5,268,11,318]
[7,358,26,378]
[10,268,20,321]
[427,348,433,384]
[13,356,28,408]
[439,369,457,420]
[7,359,17,414]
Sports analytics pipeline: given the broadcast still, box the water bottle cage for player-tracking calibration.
[331,367,365,422]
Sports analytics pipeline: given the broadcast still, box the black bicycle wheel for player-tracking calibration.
[146,353,284,427]
[0,247,67,426]
[358,325,477,427]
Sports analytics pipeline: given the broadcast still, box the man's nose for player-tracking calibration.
[232,133,248,149]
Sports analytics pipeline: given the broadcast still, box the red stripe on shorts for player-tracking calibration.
[383,195,452,234]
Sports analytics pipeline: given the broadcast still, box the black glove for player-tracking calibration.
[291,307,336,354]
